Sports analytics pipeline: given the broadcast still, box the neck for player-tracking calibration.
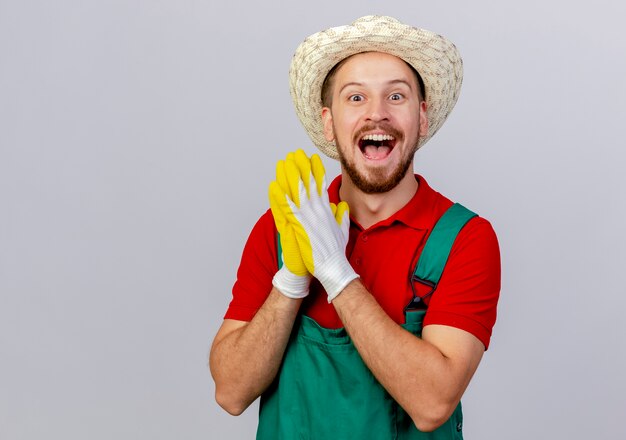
[339,169,419,230]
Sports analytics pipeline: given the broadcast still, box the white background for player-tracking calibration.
[1,1,625,438]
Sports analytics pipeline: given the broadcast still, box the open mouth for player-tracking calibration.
[358,134,397,160]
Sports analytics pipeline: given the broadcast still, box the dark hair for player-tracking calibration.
[320,53,426,108]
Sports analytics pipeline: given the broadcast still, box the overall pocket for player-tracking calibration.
[290,316,397,440]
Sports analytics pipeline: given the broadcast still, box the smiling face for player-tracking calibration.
[321,52,428,194]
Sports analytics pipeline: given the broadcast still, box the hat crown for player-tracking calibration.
[353,15,399,25]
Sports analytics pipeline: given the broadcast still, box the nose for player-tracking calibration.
[365,98,390,122]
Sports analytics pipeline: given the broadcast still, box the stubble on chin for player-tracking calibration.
[337,142,418,194]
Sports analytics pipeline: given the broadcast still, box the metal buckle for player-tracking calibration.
[404,275,436,312]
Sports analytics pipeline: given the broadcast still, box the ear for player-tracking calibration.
[418,100,428,137]
[321,107,335,142]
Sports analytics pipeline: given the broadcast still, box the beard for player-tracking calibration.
[335,122,420,194]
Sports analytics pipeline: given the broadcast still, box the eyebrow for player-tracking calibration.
[338,79,414,96]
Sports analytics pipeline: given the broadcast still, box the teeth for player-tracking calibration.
[361,134,395,142]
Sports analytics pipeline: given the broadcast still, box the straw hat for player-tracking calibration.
[289,15,463,159]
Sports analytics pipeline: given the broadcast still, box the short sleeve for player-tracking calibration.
[422,217,501,349]
[224,209,278,321]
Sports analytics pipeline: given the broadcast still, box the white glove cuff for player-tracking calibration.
[272,267,311,299]
[315,252,359,303]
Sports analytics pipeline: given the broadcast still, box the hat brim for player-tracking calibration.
[289,15,463,159]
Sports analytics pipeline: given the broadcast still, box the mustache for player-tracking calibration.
[353,123,404,144]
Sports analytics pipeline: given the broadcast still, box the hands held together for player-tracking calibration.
[269,150,359,302]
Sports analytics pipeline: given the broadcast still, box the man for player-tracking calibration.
[210,15,500,439]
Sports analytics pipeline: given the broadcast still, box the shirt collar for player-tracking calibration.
[327,174,448,231]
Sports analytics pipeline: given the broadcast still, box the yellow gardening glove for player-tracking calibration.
[270,150,320,277]
[269,150,356,302]
[269,150,321,298]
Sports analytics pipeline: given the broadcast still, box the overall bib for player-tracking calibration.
[257,204,476,440]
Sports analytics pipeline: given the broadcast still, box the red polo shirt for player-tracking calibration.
[225,175,501,349]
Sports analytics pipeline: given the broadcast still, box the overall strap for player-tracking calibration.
[277,233,283,269]
[413,203,477,283]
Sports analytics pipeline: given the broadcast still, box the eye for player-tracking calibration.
[389,93,403,101]
[349,94,364,102]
